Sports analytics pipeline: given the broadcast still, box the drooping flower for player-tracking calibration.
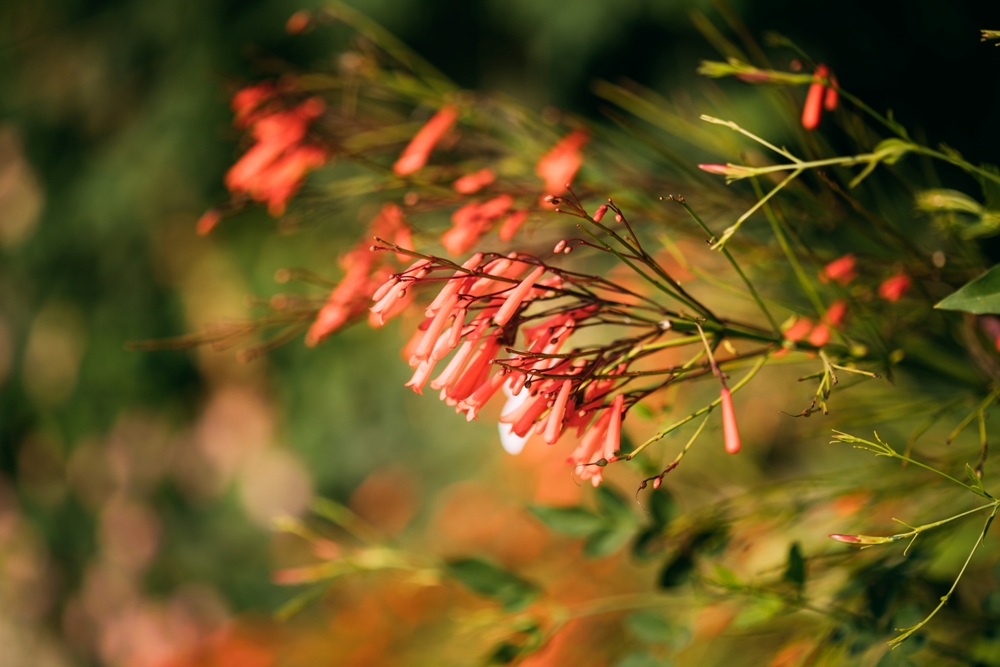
[379,251,642,486]
[306,204,416,345]
[878,273,912,302]
[536,128,589,196]
[393,105,460,176]
[801,64,829,131]
[720,387,741,454]
[225,97,328,216]
[819,254,857,286]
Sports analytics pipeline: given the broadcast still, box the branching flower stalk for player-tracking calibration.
[831,431,998,647]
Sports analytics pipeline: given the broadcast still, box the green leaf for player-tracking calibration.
[596,485,635,524]
[583,526,633,559]
[658,553,694,588]
[488,643,522,664]
[935,265,1000,314]
[624,611,673,644]
[733,595,785,628]
[713,565,741,589]
[529,505,605,536]
[632,527,663,560]
[873,138,914,165]
[648,490,675,527]
[783,542,806,587]
[446,559,538,612]
[965,463,989,497]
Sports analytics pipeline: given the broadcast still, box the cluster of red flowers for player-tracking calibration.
[304,203,414,346]
[781,254,913,348]
[225,87,328,218]
[371,251,638,485]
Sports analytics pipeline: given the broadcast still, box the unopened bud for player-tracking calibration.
[592,205,608,222]
[829,533,894,545]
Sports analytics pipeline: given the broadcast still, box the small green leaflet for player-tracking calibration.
[935,265,1000,314]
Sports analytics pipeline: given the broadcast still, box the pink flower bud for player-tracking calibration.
[592,205,608,222]
[720,387,741,454]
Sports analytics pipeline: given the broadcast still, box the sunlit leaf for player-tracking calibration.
[529,505,605,536]
[584,526,633,559]
[446,559,538,612]
[935,265,1000,314]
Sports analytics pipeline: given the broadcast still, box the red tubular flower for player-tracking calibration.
[720,387,741,454]
[377,251,650,486]
[442,195,515,255]
[603,394,625,460]
[196,209,222,236]
[305,250,378,347]
[808,323,831,348]
[285,10,311,34]
[231,82,276,128]
[824,299,848,327]
[225,98,328,216]
[801,64,828,131]
[819,254,857,285]
[535,128,589,196]
[453,168,495,194]
[498,210,529,242]
[783,317,814,343]
[494,266,546,326]
[824,76,839,111]
[393,105,460,176]
[878,273,912,302]
[543,380,574,445]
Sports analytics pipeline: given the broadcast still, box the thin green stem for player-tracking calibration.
[889,506,999,647]
[677,200,781,334]
[628,352,770,459]
[753,179,825,317]
[715,168,802,249]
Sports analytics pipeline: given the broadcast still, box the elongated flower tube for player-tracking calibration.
[494,266,546,326]
[603,394,625,460]
[393,105,459,176]
[720,386,741,454]
[801,64,828,130]
[536,128,589,195]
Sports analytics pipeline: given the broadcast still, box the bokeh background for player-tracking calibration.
[2,1,1000,665]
